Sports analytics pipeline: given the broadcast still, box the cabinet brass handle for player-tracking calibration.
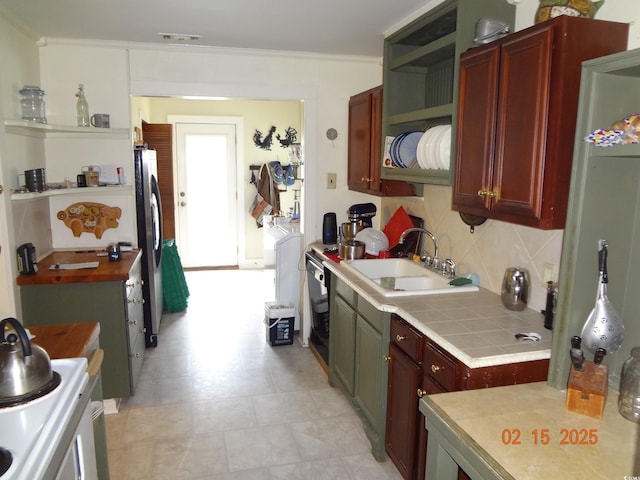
[417,388,426,398]
[384,355,391,362]
[396,334,406,342]
[361,176,371,183]
[477,189,489,197]
[431,364,443,373]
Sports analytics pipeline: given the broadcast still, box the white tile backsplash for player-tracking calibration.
[382,184,563,312]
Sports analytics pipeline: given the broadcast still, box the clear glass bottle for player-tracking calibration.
[618,346,640,423]
[76,84,90,127]
[19,86,46,123]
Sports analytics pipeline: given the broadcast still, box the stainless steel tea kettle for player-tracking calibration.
[0,317,55,401]
[501,267,529,311]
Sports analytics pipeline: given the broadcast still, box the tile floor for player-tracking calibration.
[105,269,403,479]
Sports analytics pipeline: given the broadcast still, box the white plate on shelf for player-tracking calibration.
[438,125,452,169]
[420,127,437,169]
[416,130,429,169]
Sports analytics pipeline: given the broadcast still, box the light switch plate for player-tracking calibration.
[543,262,557,286]
[327,173,337,189]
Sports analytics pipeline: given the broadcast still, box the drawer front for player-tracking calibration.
[390,316,423,362]
[423,341,458,392]
[335,277,356,307]
[129,330,146,394]
[127,299,145,350]
[126,263,143,301]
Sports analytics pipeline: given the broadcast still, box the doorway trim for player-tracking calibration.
[168,115,244,266]
[130,82,317,269]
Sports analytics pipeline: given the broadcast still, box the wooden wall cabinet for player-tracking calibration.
[348,86,415,196]
[328,275,391,460]
[452,16,628,229]
[385,315,549,480]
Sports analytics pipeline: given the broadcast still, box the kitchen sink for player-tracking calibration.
[341,258,479,297]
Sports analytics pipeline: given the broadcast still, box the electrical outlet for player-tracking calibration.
[327,173,337,189]
[542,262,557,286]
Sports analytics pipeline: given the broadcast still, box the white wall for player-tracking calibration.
[0,11,44,317]
[125,45,386,254]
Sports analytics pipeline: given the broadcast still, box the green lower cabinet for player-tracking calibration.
[20,261,145,400]
[353,315,386,434]
[332,295,357,395]
[329,275,390,461]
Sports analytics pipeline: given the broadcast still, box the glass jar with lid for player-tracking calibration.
[618,346,640,423]
[19,86,46,124]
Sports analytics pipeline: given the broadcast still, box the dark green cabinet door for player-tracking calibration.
[354,313,384,430]
[332,295,357,395]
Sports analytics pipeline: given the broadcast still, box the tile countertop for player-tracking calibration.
[311,243,551,368]
[419,382,639,479]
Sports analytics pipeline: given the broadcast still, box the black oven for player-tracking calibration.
[305,250,330,365]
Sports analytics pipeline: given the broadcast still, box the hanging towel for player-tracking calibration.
[257,163,280,214]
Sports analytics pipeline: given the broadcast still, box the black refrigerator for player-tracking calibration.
[134,146,163,347]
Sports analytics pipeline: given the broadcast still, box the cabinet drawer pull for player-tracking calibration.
[431,364,443,373]
[477,189,489,197]
[417,388,426,398]
[395,334,406,342]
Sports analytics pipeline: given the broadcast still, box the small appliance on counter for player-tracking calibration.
[322,212,337,245]
[501,266,529,311]
[347,202,376,227]
[16,243,37,275]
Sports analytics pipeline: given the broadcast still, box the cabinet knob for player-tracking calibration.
[477,188,499,199]
[129,319,137,325]
[361,176,372,183]
[431,364,443,373]
[383,355,391,362]
[417,388,426,398]
[395,334,406,342]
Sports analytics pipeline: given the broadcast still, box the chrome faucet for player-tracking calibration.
[398,227,440,270]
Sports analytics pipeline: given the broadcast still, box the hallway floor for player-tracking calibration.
[105,269,402,479]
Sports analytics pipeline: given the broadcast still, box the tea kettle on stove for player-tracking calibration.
[0,317,57,406]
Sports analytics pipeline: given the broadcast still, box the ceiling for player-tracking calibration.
[0,0,436,57]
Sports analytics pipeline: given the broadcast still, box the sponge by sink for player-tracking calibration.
[449,277,473,286]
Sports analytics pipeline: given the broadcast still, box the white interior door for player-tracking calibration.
[175,122,238,268]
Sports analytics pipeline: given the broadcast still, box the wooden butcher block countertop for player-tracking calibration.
[16,249,141,286]
[29,322,100,359]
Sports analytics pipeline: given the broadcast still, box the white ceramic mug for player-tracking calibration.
[90,113,110,128]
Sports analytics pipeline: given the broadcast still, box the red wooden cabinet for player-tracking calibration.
[348,86,415,196]
[452,16,628,229]
[385,315,549,480]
